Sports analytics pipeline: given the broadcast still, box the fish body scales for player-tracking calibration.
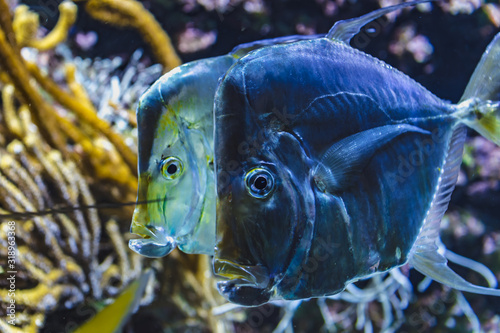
[214,37,459,302]
[214,13,500,304]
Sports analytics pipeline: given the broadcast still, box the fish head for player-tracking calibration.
[214,71,316,305]
[129,60,230,257]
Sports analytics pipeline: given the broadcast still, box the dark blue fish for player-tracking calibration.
[128,34,321,258]
[213,2,500,305]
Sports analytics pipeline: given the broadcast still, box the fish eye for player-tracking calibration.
[245,167,275,199]
[160,156,184,180]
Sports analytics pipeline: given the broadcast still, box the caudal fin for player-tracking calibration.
[409,32,500,296]
[457,32,500,145]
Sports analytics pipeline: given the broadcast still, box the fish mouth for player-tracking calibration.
[129,221,177,258]
[214,259,273,306]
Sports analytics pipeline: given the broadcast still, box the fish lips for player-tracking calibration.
[214,192,287,305]
[214,259,273,306]
[129,217,177,258]
[128,236,176,258]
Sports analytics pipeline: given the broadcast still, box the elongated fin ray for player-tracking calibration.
[410,126,500,296]
[327,0,432,43]
[411,251,500,296]
[445,244,498,288]
[327,0,433,44]
[313,124,430,193]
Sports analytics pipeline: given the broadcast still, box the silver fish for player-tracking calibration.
[213,2,500,305]
[129,35,320,257]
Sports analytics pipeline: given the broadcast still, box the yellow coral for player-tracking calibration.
[1,0,139,192]
[29,1,77,51]
[12,5,38,47]
[0,127,145,331]
[82,0,181,72]
[1,84,23,138]
[0,0,20,54]
[0,1,229,331]
[26,62,138,185]
[64,63,94,110]
[13,1,77,51]
[0,26,66,152]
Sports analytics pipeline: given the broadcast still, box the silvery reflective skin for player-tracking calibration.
[129,35,320,257]
[214,2,500,305]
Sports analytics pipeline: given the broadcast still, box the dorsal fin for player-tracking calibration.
[230,34,324,58]
[327,0,433,44]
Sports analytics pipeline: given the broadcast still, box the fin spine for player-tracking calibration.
[410,125,466,255]
[410,126,500,296]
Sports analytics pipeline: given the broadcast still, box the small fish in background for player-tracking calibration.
[128,34,321,258]
[213,1,500,306]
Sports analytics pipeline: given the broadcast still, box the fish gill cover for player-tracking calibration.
[0,0,498,332]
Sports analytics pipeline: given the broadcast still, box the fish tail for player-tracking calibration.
[455,32,500,146]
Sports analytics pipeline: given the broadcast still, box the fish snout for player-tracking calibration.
[129,219,177,258]
[128,236,176,258]
[214,259,273,306]
[217,280,272,306]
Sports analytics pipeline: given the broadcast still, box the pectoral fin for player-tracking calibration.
[313,124,430,193]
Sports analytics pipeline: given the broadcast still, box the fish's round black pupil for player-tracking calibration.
[167,164,177,174]
[254,176,268,190]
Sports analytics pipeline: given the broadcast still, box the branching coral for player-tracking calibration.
[0,0,19,56]
[77,0,181,72]
[0,103,144,330]
[26,61,138,183]
[17,2,77,51]
[67,49,162,131]
[0,0,139,197]
[0,2,229,332]
[0,16,65,153]
[12,1,78,51]
[0,54,228,333]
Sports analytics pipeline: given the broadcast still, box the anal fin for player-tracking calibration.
[411,251,500,296]
[409,125,500,296]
